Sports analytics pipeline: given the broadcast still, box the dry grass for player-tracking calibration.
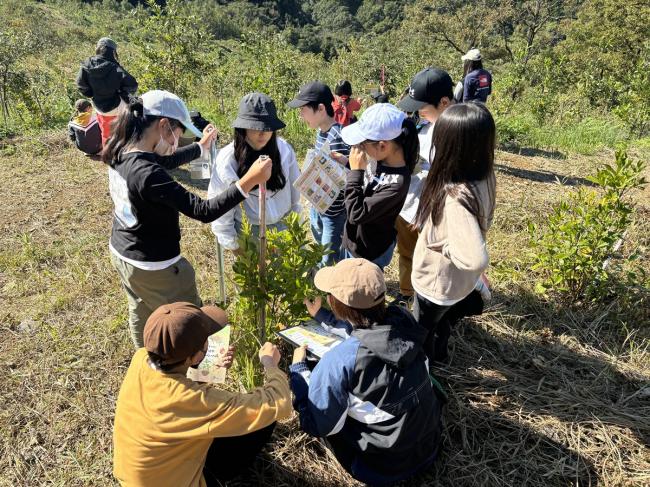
[0,133,648,486]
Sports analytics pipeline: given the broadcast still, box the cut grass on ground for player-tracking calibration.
[0,133,649,486]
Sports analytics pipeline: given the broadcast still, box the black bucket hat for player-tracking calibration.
[232,93,286,131]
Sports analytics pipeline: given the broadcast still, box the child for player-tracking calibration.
[67,99,102,155]
[208,93,301,250]
[337,103,418,270]
[288,81,350,266]
[458,48,493,103]
[394,67,454,305]
[332,80,362,127]
[114,302,291,486]
[104,90,272,347]
[412,102,497,364]
[290,258,444,486]
[76,37,138,146]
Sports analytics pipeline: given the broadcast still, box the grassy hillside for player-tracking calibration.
[0,133,648,486]
[1,0,649,485]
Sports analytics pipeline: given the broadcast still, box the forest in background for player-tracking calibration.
[0,0,648,157]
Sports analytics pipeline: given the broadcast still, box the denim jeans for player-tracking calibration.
[344,240,396,271]
[310,208,346,267]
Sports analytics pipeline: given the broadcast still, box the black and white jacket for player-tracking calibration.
[108,143,244,264]
[343,163,411,260]
[289,306,443,486]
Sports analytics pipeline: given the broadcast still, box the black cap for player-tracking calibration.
[232,92,285,131]
[397,68,453,112]
[287,81,334,108]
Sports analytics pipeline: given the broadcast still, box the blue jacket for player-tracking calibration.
[463,68,492,103]
[289,306,443,486]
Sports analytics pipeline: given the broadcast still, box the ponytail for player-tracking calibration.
[102,96,181,167]
[393,118,419,174]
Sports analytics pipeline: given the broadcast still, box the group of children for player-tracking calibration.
[77,35,496,487]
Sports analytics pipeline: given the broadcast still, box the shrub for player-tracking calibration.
[229,212,328,387]
[529,149,647,302]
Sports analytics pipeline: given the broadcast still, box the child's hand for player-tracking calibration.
[349,146,368,171]
[198,124,218,152]
[330,151,349,166]
[292,345,308,364]
[303,297,322,317]
[216,345,235,369]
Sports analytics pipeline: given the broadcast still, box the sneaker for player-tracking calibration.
[393,293,414,309]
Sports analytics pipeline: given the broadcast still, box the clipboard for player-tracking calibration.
[276,320,344,359]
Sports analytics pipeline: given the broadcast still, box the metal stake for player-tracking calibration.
[258,177,267,343]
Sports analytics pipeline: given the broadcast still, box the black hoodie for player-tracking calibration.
[290,306,443,486]
[76,55,138,113]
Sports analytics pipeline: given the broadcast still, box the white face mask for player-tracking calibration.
[153,124,179,156]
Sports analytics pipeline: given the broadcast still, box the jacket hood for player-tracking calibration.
[85,56,118,76]
[353,305,427,368]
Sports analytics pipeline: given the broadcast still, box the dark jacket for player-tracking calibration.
[109,144,245,262]
[76,55,138,113]
[463,68,492,103]
[343,164,411,260]
[289,306,443,486]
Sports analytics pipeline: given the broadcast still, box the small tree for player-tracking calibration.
[529,149,647,302]
[230,212,328,387]
[132,0,215,100]
[0,27,38,130]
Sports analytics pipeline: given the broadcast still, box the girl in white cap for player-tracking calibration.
[336,103,419,270]
[103,90,273,348]
[456,48,493,103]
[208,92,301,250]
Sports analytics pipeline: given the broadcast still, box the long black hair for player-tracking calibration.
[463,59,484,76]
[233,128,285,192]
[102,97,183,167]
[372,118,419,174]
[414,103,496,231]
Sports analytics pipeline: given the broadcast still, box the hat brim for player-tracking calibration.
[200,305,227,335]
[232,117,286,131]
[181,119,204,138]
[287,98,310,108]
[397,96,427,113]
[313,266,336,294]
[340,122,367,146]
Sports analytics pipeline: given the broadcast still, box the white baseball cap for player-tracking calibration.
[462,48,482,61]
[141,90,203,138]
[341,103,406,146]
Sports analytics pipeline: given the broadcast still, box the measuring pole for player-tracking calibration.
[210,140,227,305]
[258,178,267,343]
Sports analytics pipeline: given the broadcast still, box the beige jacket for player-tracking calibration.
[412,173,496,305]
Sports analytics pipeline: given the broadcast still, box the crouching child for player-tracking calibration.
[68,99,102,155]
[289,259,444,486]
[113,302,292,487]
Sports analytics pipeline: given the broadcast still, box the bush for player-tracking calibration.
[496,115,532,150]
[229,212,328,387]
[529,149,647,302]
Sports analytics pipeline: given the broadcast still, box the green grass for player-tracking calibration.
[0,134,648,486]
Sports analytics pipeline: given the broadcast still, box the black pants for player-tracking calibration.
[414,291,484,364]
[203,422,276,485]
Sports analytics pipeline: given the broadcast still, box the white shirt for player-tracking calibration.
[399,122,434,224]
[208,137,302,250]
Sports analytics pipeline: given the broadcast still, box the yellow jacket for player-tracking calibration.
[113,348,292,486]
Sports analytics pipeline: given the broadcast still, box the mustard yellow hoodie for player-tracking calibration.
[113,348,292,487]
